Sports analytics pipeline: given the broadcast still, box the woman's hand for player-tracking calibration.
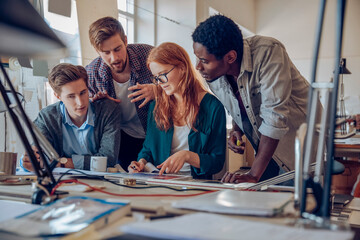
[157,150,189,175]
[128,159,146,173]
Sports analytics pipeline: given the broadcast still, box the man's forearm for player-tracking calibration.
[249,135,279,181]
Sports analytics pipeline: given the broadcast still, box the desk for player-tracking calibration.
[0,175,357,239]
[335,134,360,159]
[335,143,360,159]
[0,177,202,216]
[333,136,360,195]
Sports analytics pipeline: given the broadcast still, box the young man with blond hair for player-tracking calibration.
[86,16,154,170]
[21,63,121,171]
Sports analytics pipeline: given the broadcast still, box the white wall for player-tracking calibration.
[196,0,256,33]
[136,0,156,46]
[77,0,197,64]
[256,0,360,113]
[193,0,359,114]
[155,0,197,60]
[0,67,46,160]
[76,0,118,66]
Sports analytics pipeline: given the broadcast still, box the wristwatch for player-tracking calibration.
[59,157,68,168]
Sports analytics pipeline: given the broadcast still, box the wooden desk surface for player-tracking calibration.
[0,176,358,239]
[335,137,360,159]
[0,177,205,215]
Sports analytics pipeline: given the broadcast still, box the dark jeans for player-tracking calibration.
[259,158,280,182]
[118,130,145,171]
[259,159,294,186]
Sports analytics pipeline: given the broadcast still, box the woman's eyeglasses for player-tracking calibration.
[151,66,176,85]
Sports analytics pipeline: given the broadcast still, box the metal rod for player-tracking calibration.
[306,0,327,122]
[0,61,42,177]
[300,0,326,215]
[314,90,330,182]
[0,60,57,187]
[320,0,347,218]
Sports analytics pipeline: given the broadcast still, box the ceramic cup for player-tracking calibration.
[90,156,107,172]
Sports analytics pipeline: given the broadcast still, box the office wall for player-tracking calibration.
[76,0,118,66]
[196,0,256,33]
[77,0,197,65]
[135,0,197,63]
[194,0,359,113]
[136,0,155,46]
[155,0,197,58]
[256,0,360,113]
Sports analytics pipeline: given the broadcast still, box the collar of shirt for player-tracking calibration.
[60,101,95,129]
[238,38,254,79]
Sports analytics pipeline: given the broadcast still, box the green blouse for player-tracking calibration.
[138,93,226,179]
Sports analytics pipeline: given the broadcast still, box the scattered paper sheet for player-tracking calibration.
[346,197,360,211]
[172,190,293,216]
[121,213,354,240]
[0,200,39,223]
[334,137,360,145]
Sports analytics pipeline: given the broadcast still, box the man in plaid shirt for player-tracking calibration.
[86,17,154,171]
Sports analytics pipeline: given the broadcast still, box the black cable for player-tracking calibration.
[55,169,210,192]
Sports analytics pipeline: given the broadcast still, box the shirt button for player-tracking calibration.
[240,86,244,89]
[237,114,240,117]
[246,106,249,108]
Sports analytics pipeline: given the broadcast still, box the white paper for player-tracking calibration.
[0,197,130,237]
[121,213,354,240]
[334,137,360,145]
[346,197,360,211]
[172,190,293,216]
[144,162,159,173]
[0,200,39,223]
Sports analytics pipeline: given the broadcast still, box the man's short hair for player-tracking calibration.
[192,14,244,61]
[48,63,88,94]
[89,16,126,50]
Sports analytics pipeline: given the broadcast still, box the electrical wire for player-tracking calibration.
[51,179,215,198]
[55,169,211,192]
[35,182,50,197]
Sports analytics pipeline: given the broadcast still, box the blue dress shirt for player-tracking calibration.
[20,101,96,171]
[60,101,96,169]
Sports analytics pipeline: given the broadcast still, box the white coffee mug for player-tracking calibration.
[90,156,107,172]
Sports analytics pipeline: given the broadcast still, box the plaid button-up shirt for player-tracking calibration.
[86,44,154,132]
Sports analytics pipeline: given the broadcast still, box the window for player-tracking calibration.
[43,0,81,65]
[118,0,135,43]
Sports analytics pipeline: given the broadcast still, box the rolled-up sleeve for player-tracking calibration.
[257,43,292,140]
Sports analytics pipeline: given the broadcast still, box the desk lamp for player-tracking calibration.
[0,0,67,204]
[338,58,351,134]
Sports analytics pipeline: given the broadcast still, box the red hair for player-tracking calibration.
[147,42,206,131]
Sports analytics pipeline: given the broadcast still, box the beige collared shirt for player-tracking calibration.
[208,35,311,171]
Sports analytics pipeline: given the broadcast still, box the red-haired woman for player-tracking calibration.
[128,42,226,179]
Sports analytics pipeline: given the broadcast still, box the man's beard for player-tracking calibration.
[111,57,128,74]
